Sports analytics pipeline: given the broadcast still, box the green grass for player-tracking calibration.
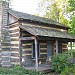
[0,65,45,75]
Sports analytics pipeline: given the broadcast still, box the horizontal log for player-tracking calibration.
[22,48,31,51]
[11,38,19,41]
[22,50,31,54]
[2,48,10,51]
[40,45,47,48]
[11,53,20,57]
[40,50,47,53]
[2,46,10,48]
[22,49,31,51]
[10,33,19,37]
[9,29,19,33]
[11,48,19,51]
[2,43,10,46]
[22,55,31,58]
[40,48,47,50]
[11,62,20,65]
[40,54,47,58]
[9,23,19,28]
[62,48,68,50]
[11,56,19,59]
[10,37,19,39]
[10,32,19,35]
[11,46,19,48]
[11,58,20,62]
[11,41,19,44]
[20,37,35,40]
[22,45,31,48]
[62,49,68,52]
[22,40,33,43]
[40,53,47,54]
[9,26,19,30]
[40,43,47,45]
[22,54,32,56]
[11,44,19,46]
[62,45,67,48]
[22,43,32,46]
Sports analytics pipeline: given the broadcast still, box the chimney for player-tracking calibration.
[0,1,11,67]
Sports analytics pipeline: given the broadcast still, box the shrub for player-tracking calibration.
[60,64,75,75]
[51,53,70,73]
[0,65,45,75]
[68,50,75,58]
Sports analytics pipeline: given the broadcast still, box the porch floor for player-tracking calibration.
[24,64,52,72]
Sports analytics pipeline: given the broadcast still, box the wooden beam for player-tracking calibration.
[56,40,58,54]
[70,41,72,58]
[20,37,35,40]
[34,37,38,71]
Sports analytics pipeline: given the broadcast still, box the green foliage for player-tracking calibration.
[37,0,70,26]
[68,0,75,12]
[68,0,75,34]
[60,64,75,75]
[68,50,75,58]
[69,17,75,34]
[52,53,70,73]
[0,65,45,75]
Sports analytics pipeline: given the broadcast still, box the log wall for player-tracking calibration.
[9,22,20,65]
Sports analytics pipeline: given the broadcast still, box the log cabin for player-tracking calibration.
[0,1,75,71]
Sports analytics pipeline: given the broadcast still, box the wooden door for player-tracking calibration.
[47,41,52,58]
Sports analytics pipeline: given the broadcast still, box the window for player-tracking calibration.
[32,43,40,58]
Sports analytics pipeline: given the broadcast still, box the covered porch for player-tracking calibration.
[20,25,75,71]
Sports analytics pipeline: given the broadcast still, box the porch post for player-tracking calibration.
[70,41,72,58]
[56,40,58,54]
[34,37,38,71]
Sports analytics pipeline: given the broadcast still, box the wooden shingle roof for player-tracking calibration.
[8,9,69,28]
[20,25,75,40]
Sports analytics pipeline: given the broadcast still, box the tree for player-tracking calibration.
[0,0,12,6]
[0,0,11,2]
[68,0,75,34]
[37,0,70,26]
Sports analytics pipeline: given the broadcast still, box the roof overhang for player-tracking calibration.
[8,9,70,30]
[20,25,75,41]
[18,18,70,30]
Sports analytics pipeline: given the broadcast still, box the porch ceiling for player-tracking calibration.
[20,25,75,40]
